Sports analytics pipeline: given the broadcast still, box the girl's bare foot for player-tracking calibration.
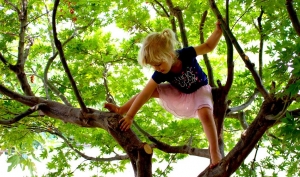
[104,103,122,114]
[210,151,222,168]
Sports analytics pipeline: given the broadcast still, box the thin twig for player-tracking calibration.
[0,103,46,125]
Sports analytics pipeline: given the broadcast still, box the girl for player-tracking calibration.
[105,22,222,167]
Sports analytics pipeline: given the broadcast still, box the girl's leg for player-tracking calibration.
[197,107,221,166]
[104,89,159,114]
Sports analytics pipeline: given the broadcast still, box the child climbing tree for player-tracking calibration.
[0,0,299,176]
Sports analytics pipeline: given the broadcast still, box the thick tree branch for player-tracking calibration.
[52,0,88,113]
[0,103,46,125]
[0,82,153,177]
[0,83,102,128]
[209,1,233,160]
[17,0,32,95]
[286,0,300,37]
[4,0,34,96]
[208,0,271,101]
[198,100,281,177]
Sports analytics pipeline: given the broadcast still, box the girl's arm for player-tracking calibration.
[194,21,222,55]
[119,78,158,131]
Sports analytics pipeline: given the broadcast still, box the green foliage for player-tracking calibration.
[0,0,299,176]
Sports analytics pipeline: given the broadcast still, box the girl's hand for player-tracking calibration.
[216,20,222,31]
[119,115,134,131]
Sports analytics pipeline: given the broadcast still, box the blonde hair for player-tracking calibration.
[138,29,179,66]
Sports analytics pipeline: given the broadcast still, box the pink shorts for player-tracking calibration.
[156,84,213,119]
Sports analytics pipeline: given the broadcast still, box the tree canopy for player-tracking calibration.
[0,0,299,176]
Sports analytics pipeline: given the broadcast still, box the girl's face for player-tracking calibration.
[150,59,173,74]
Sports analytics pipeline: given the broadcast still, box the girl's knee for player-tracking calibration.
[197,107,213,121]
[198,107,212,115]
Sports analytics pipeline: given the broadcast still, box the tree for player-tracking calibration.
[0,0,299,176]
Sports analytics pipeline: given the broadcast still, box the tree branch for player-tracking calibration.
[133,121,210,158]
[250,142,260,175]
[52,0,88,113]
[4,0,34,96]
[48,127,129,161]
[153,0,177,38]
[0,103,46,125]
[265,102,289,121]
[31,68,72,106]
[257,7,264,78]
[198,100,278,177]
[208,0,271,101]
[0,52,14,69]
[286,0,300,37]
[228,89,259,113]
[103,64,116,104]
[43,19,95,104]
[4,0,20,14]
[153,0,169,17]
[226,111,249,130]
[165,0,188,47]
[0,82,102,128]
[223,2,234,94]
[199,10,216,87]
[265,74,298,120]
[0,82,155,176]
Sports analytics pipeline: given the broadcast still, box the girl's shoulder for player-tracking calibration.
[177,47,197,62]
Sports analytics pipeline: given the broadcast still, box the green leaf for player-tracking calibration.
[7,155,20,172]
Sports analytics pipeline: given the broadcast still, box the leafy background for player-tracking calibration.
[0,0,299,176]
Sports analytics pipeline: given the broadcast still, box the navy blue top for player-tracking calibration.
[152,47,208,94]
